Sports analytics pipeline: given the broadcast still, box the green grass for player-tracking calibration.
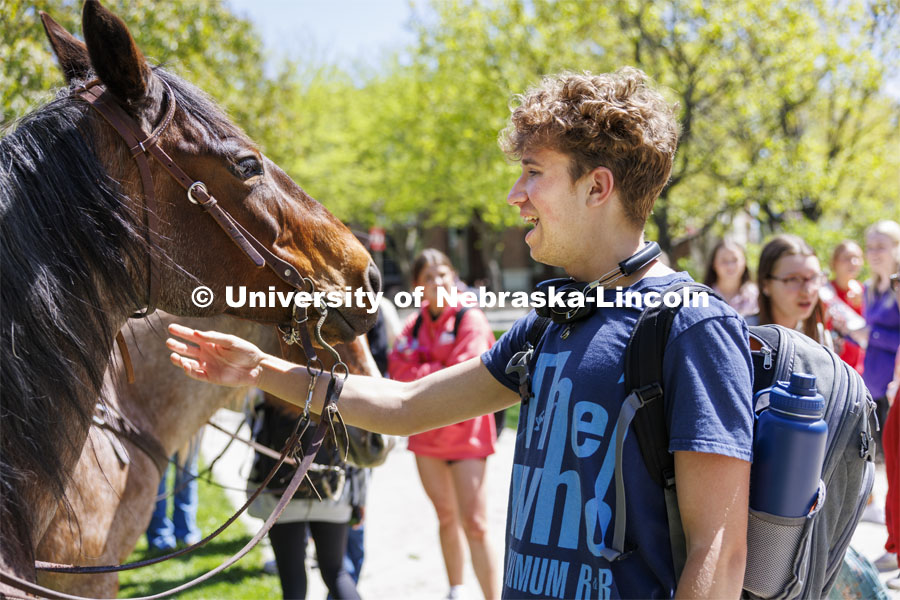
[118,471,280,599]
[504,403,520,430]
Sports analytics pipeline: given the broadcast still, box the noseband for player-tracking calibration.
[72,78,315,345]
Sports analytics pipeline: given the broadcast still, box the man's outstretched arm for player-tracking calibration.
[166,323,519,436]
[674,451,749,599]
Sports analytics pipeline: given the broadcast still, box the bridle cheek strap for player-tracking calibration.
[75,79,317,381]
[77,79,317,322]
[75,81,268,301]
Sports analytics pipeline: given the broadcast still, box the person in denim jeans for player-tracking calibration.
[146,439,202,551]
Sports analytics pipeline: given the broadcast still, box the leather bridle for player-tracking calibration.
[0,78,352,600]
[73,77,317,341]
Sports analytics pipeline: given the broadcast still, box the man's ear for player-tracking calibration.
[40,12,91,83]
[585,166,615,207]
[81,0,152,105]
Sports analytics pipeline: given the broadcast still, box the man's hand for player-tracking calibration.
[166,323,266,388]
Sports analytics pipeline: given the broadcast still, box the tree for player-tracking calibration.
[354,0,899,272]
[2,0,275,138]
[6,0,896,281]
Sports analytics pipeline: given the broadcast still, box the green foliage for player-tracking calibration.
[4,0,897,268]
[2,0,275,136]
[302,0,899,266]
[1,0,69,125]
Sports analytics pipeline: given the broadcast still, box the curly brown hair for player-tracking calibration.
[499,67,679,227]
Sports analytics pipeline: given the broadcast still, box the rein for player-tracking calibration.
[91,402,169,479]
[0,78,353,599]
[5,355,343,600]
[8,311,347,600]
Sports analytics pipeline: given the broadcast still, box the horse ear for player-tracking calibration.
[81,0,152,104]
[40,12,91,83]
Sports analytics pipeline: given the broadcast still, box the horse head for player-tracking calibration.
[0,2,382,586]
[41,1,380,342]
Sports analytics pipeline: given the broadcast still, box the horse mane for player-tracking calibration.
[0,66,235,552]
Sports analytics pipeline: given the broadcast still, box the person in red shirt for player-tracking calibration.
[388,249,499,600]
[825,240,866,373]
[883,269,900,589]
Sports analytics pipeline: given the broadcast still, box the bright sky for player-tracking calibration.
[224,0,417,70]
[224,1,900,97]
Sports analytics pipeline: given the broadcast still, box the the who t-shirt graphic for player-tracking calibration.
[482,273,754,599]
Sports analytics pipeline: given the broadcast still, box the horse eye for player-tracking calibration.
[233,156,263,179]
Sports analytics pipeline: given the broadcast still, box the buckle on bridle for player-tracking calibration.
[187,181,208,205]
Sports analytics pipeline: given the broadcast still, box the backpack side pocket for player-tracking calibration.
[744,480,826,599]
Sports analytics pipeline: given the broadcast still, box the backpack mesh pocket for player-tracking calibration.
[744,481,825,599]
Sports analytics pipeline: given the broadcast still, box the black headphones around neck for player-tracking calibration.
[534,241,661,324]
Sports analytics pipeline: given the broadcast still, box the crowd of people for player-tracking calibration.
[705,222,900,590]
[164,67,899,599]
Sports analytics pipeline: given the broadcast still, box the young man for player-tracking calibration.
[168,68,754,599]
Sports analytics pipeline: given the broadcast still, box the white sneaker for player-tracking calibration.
[445,585,466,600]
[887,573,900,591]
[873,552,897,572]
[861,502,886,525]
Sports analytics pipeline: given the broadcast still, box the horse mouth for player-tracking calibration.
[325,309,376,342]
[327,308,367,342]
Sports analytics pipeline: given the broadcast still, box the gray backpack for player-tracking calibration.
[518,282,877,598]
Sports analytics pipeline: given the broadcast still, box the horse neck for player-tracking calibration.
[112,315,281,456]
[13,301,134,553]
[0,94,155,559]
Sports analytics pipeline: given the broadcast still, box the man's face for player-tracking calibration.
[507,147,586,270]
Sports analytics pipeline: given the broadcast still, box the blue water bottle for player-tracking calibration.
[749,373,828,517]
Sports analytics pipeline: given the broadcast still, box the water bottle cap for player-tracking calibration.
[787,373,817,397]
[770,373,825,417]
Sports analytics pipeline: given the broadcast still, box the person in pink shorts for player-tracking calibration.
[389,248,499,600]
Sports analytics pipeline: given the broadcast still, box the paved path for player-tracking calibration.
[202,409,897,599]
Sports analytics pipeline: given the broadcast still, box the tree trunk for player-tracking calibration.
[471,214,504,292]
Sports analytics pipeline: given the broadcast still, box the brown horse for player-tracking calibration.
[35,313,380,598]
[0,1,378,591]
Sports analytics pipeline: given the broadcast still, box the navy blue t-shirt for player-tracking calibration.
[482,273,753,600]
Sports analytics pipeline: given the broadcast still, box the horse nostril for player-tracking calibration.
[367,261,382,295]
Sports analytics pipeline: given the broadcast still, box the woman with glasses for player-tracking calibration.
[755,234,831,347]
[387,249,499,600]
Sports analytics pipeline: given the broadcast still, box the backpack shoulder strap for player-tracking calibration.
[411,312,424,340]
[607,282,719,573]
[452,306,472,336]
[504,315,552,404]
[625,282,720,484]
[527,315,552,347]
[414,306,471,340]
